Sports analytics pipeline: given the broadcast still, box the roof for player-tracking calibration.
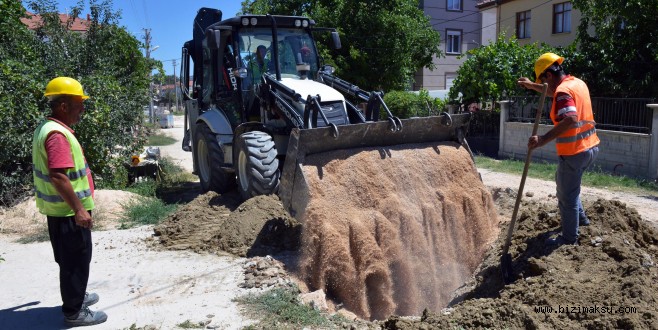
[476,0,516,9]
[20,12,91,32]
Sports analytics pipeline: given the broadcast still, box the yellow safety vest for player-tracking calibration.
[549,76,600,156]
[32,120,94,216]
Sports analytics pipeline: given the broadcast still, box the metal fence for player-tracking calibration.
[507,96,654,133]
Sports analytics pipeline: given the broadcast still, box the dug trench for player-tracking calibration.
[154,142,658,328]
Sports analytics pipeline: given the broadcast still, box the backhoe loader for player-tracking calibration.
[179,8,474,209]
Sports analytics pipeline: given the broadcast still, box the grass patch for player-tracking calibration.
[120,156,192,228]
[157,157,196,186]
[235,287,346,329]
[147,132,176,146]
[120,196,177,228]
[475,155,658,195]
[127,179,158,197]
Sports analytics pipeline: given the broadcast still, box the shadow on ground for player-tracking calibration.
[0,302,67,330]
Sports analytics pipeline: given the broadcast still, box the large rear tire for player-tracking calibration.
[235,131,280,200]
[195,123,234,193]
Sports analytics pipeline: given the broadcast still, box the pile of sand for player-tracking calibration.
[154,191,300,257]
[296,142,500,320]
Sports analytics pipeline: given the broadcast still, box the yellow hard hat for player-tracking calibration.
[534,53,564,83]
[44,77,90,100]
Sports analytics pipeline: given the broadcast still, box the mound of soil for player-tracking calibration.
[296,142,500,320]
[153,191,300,257]
[384,199,658,329]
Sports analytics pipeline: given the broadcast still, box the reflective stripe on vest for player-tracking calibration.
[555,125,596,144]
[32,120,94,216]
[33,164,89,182]
[549,76,600,156]
[36,188,93,203]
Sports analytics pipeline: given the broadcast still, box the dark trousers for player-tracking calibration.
[47,213,93,317]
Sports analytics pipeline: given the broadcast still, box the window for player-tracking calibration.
[447,0,462,11]
[516,10,531,39]
[553,2,571,34]
[445,73,457,89]
[446,30,462,54]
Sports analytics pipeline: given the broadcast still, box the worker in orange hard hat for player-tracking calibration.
[33,77,108,326]
[517,53,600,247]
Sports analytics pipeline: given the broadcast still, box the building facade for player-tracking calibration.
[476,0,582,48]
[414,0,482,91]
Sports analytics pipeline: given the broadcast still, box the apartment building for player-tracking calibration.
[414,0,482,91]
[476,0,582,47]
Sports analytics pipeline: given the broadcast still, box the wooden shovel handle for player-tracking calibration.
[501,83,549,255]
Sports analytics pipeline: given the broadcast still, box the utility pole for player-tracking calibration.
[172,59,178,113]
[144,28,156,124]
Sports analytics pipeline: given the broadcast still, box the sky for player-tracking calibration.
[53,1,243,76]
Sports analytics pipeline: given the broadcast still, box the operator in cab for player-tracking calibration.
[248,45,270,79]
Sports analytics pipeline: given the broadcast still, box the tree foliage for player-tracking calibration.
[448,35,567,105]
[0,0,154,205]
[571,0,658,98]
[240,0,442,91]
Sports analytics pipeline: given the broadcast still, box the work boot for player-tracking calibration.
[545,235,578,247]
[83,292,99,307]
[579,215,590,226]
[65,306,108,327]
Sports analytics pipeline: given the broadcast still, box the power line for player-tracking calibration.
[141,0,150,28]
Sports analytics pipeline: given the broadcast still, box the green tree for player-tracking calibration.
[448,35,562,105]
[571,0,658,98]
[0,0,155,205]
[240,0,442,91]
[0,0,46,205]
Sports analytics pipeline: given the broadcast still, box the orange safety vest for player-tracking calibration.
[549,76,600,156]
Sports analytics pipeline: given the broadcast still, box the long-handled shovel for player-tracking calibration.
[501,83,548,284]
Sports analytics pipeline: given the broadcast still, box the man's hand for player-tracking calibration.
[517,77,533,88]
[74,209,93,229]
[517,77,544,93]
[528,135,544,150]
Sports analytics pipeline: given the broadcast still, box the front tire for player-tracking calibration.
[195,123,234,193]
[235,131,280,200]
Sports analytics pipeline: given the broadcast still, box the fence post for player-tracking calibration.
[647,104,658,180]
[498,101,510,158]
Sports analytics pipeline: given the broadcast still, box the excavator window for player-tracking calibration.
[200,39,214,108]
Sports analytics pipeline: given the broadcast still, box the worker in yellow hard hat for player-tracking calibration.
[32,77,108,326]
[517,53,600,247]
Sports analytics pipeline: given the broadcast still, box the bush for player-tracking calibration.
[383,89,444,119]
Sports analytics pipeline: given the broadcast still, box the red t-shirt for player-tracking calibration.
[44,118,95,197]
[553,76,578,122]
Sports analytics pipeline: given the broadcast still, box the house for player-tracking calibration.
[475,0,582,47]
[413,1,585,92]
[414,0,482,91]
[20,11,91,32]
